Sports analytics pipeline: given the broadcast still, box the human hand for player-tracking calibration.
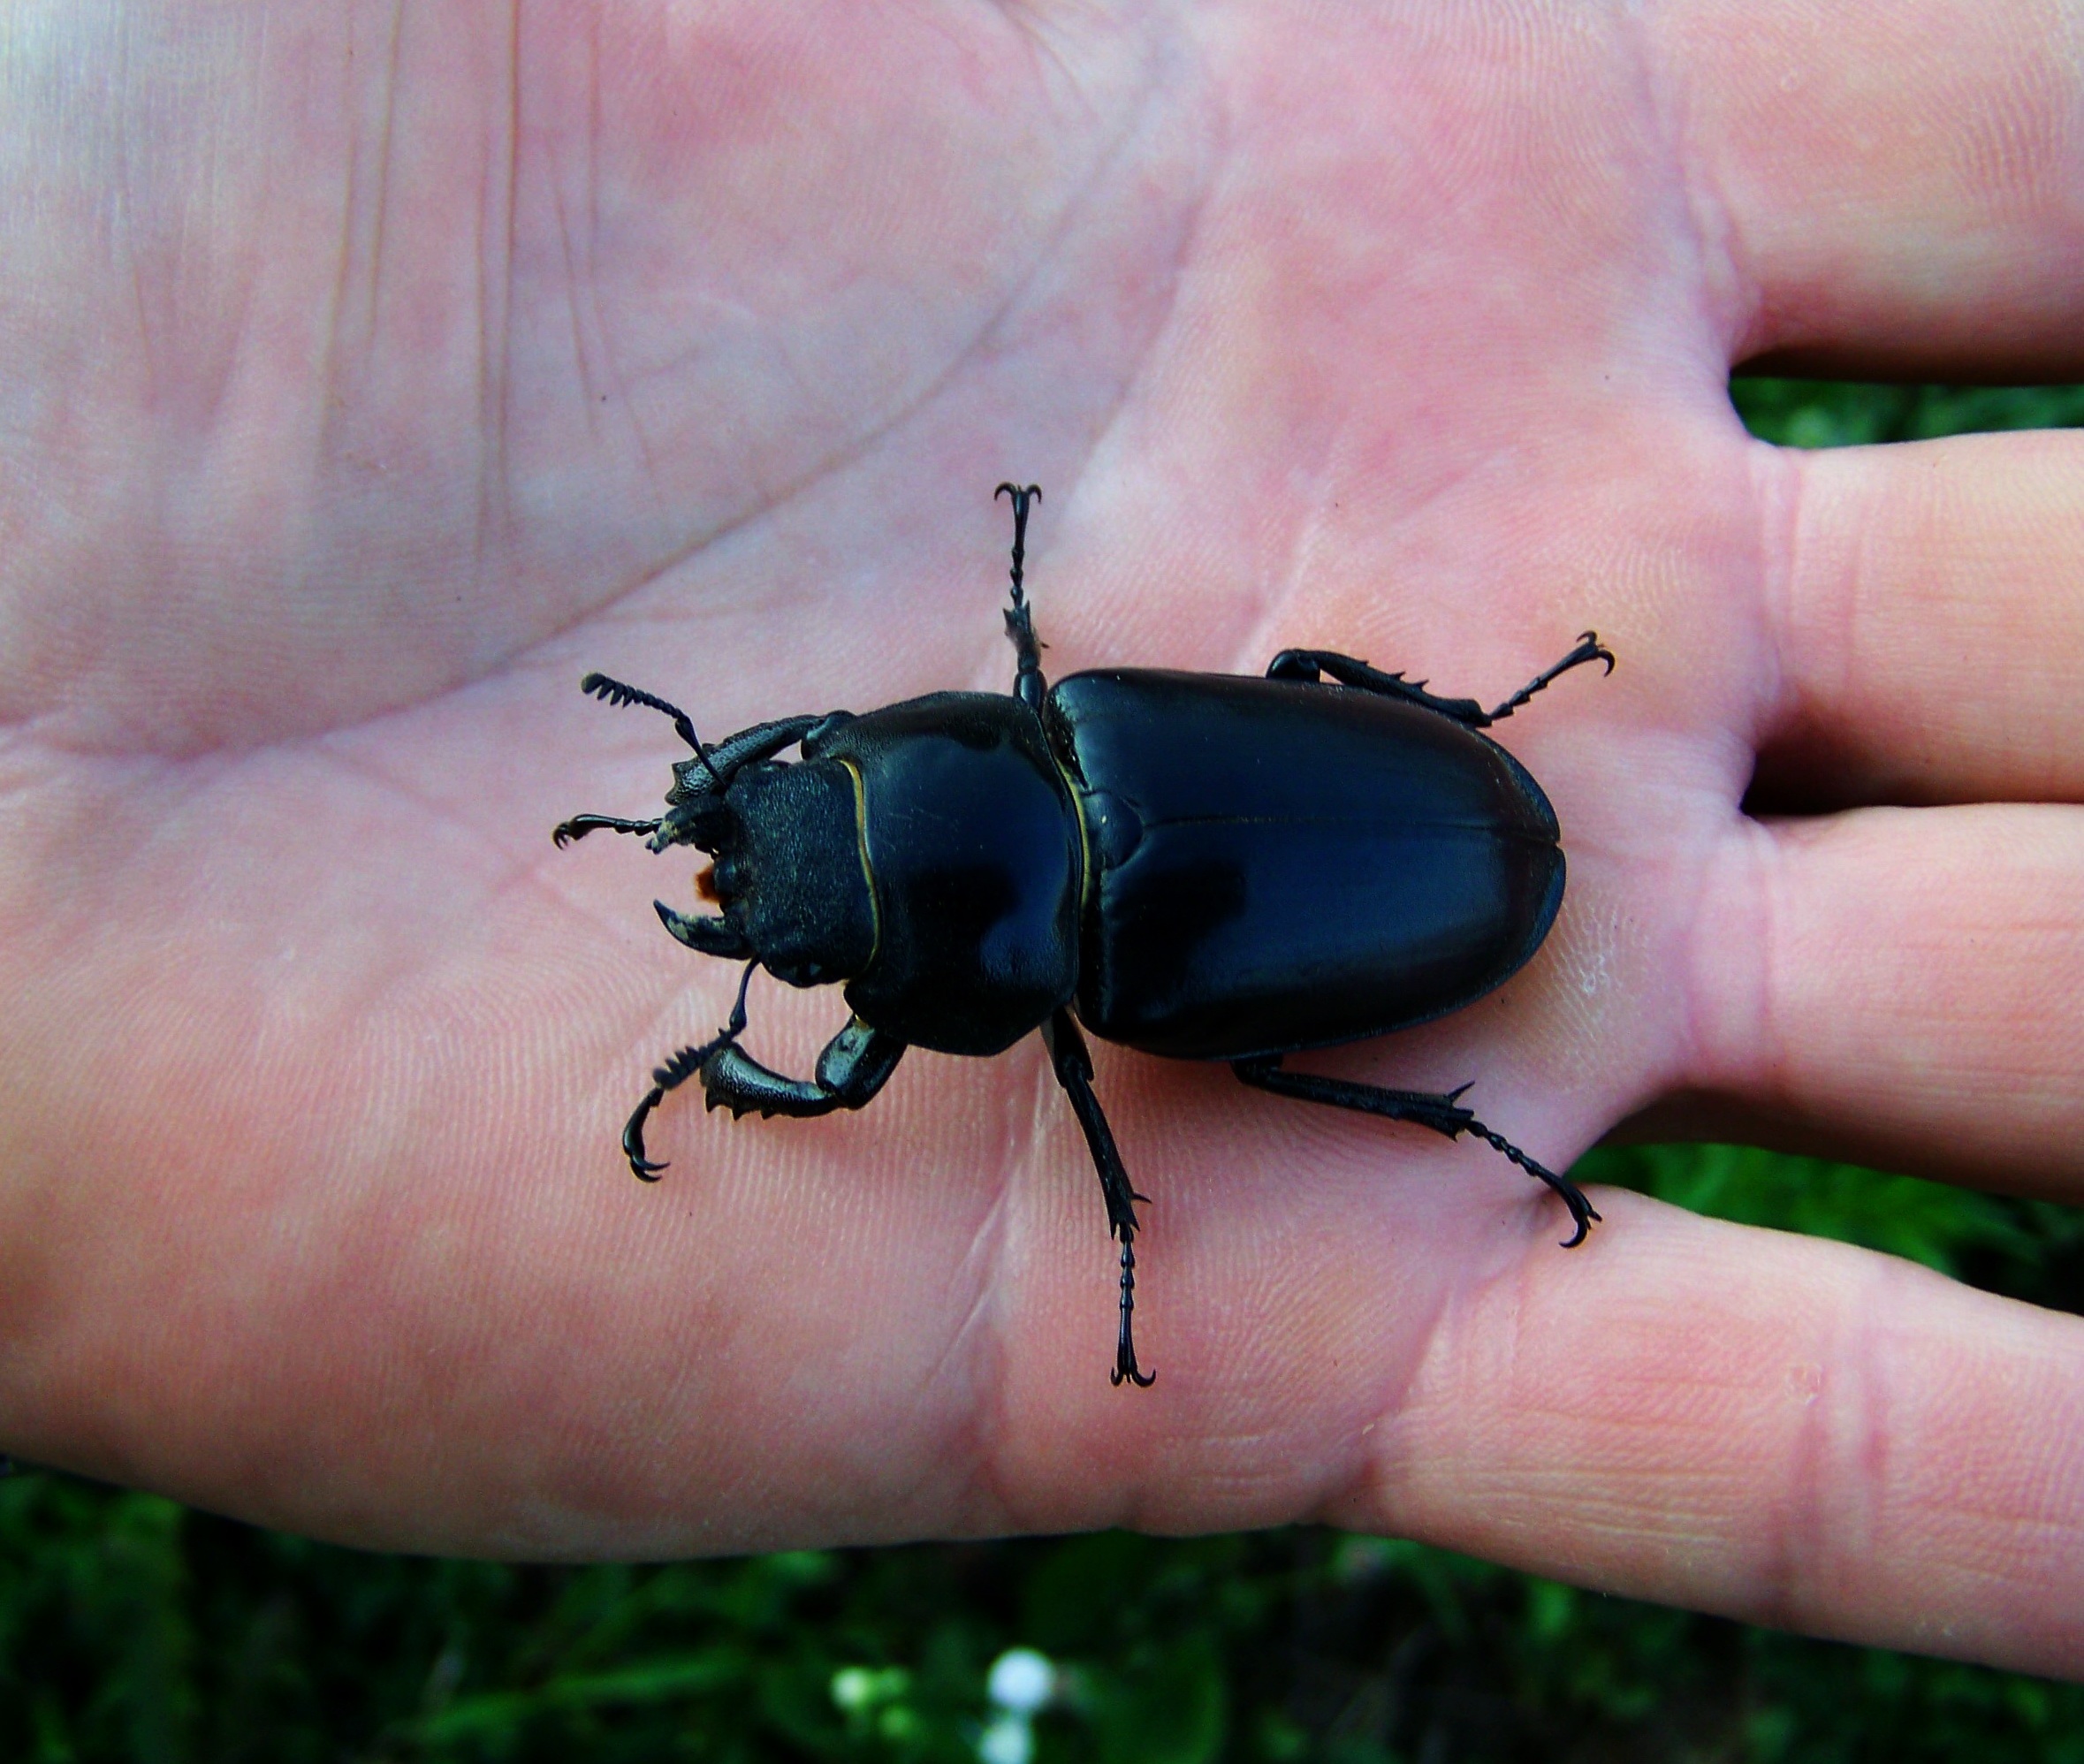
[3,0,2080,1678]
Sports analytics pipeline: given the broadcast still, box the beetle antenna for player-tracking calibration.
[580,672,726,789]
[994,482,1042,612]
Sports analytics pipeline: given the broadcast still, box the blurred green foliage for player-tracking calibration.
[1730,379,2084,449]
[8,378,2082,1758]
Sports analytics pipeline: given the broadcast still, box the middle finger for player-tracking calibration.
[1678,801,2084,1198]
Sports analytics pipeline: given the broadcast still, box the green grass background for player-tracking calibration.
[9,380,2084,1760]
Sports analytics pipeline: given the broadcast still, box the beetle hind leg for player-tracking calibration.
[1231,1055,1599,1247]
[1483,631,1615,724]
[1266,649,1493,726]
[1267,631,1615,729]
[1461,1118,1600,1248]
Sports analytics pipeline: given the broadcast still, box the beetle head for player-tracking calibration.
[663,757,876,990]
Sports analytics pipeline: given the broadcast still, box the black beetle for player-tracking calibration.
[555,485,1612,1386]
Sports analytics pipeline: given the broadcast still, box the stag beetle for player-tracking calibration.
[555,485,1612,1386]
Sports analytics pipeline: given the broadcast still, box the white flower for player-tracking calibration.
[977,1713,1034,1764]
[985,1647,1054,1715]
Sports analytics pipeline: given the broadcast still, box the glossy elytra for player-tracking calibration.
[555,486,1613,1386]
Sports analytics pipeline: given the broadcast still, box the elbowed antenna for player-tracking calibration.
[579,672,726,790]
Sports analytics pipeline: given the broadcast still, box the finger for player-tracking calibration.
[1650,0,2084,375]
[1332,1192,2084,1677]
[1747,430,2084,811]
[1674,804,2084,1196]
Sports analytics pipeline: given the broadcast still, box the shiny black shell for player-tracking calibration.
[1043,670,1564,1061]
[815,693,1084,1057]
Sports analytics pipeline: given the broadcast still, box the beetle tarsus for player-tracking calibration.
[996,483,1047,710]
[554,813,663,848]
[1484,630,1615,723]
[615,963,757,1181]
[1463,1121,1601,1246]
[1111,1235,1155,1387]
[621,1090,671,1180]
[994,482,1042,608]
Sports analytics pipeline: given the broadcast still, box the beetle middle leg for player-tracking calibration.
[1231,1055,1600,1247]
[1042,1009,1154,1388]
[996,482,1047,712]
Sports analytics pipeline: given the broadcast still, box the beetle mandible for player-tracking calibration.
[555,484,1613,1387]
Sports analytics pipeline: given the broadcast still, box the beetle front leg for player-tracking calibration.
[1041,1009,1154,1388]
[696,1015,906,1120]
[553,813,663,847]
[620,962,756,1178]
[1231,1056,1600,1248]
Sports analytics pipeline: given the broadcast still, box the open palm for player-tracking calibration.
[4,1,2080,1678]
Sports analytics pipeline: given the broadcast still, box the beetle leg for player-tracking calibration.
[552,813,663,847]
[995,483,1048,712]
[1460,1120,1601,1249]
[1231,1056,1601,1248]
[1041,1009,1155,1389]
[1483,631,1615,724]
[620,962,756,1178]
[1267,633,1616,729]
[696,1015,906,1120]
[1266,650,1493,726]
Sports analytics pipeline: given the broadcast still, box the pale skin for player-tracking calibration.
[1,0,2080,1678]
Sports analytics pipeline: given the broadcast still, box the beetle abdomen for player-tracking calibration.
[1046,671,1564,1061]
